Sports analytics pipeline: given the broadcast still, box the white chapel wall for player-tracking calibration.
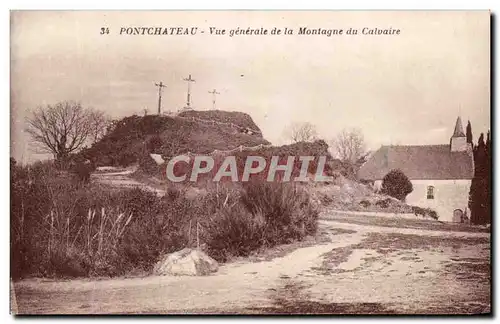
[374,179,471,222]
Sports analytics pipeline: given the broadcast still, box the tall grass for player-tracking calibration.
[11,160,319,279]
[202,181,319,262]
[11,161,185,278]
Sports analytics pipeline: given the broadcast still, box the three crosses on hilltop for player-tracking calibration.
[152,74,222,115]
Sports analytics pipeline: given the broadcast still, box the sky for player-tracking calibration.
[10,11,491,163]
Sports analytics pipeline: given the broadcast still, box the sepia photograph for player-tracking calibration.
[9,10,491,315]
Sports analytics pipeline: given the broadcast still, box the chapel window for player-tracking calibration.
[427,186,435,200]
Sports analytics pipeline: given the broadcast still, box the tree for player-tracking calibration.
[357,151,371,166]
[486,130,491,153]
[474,133,487,177]
[486,130,491,225]
[466,120,473,147]
[285,122,318,143]
[469,130,491,225]
[106,120,119,135]
[332,128,366,163]
[380,169,413,201]
[88,109,111,144]
[25,101,93,162]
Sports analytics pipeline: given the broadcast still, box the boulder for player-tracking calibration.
[153,248,219,276]
[149,153,165,165]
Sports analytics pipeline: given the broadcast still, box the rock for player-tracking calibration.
[342,182,354,194]
[153,248,219,276]
[149,154,165,165]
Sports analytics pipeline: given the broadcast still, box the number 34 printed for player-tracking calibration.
[100,28,110,35]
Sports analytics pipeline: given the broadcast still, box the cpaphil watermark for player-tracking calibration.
[165,155,333,183]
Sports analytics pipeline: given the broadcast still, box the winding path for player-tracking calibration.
[11,217,490,314]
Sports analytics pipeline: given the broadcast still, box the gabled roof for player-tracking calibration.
[358,144,474,181]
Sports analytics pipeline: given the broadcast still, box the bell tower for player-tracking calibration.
[450,116,468,152]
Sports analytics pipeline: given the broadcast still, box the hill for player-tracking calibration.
[153,139,336,182]
[80,111,270,167]
[178,110,262,133]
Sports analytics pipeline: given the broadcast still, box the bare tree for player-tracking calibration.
[25,101,93,161]
[332,128,366,163]
[88,109,111,144]
[285,122,318,143]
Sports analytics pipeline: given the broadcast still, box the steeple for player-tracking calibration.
[452,116,466,137]
[450,116,467,152]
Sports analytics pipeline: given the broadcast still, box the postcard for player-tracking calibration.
[10,10,491,315]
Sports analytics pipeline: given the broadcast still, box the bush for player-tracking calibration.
[319,194,334,205]
[241,181,317,244]
[359,200,371,208]
[138,152,160,175]
[117,151,138,167]
[11,161,319,278]
[375,198,390,209]
[380,169,413,201]
[204,181,318,262]
[10,161,191,278]
[412,206,439,220]
[203,203,265,262]
[71,161,93,184]
[427,209,438,220]
[146,135,164,152]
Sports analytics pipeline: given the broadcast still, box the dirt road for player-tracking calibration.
[11,216,490,315]
[92,168,167,195]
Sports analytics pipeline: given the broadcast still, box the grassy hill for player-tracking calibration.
[178,110,262,132]
[80,111,270,167]
[79,109,356,182]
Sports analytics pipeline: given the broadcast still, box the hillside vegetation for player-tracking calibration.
[80,111,269,167]
[11,160,317,278]
[178,110,262,132]
[139,139,337,183]
[12,108,432,280]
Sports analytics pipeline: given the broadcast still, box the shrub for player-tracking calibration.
[203,203,265,262]
[319,194,334,205]
[71,161,93,184]
[375,199,390,209]
[241,181,317,241]
[412,206,439,220]
[427,209,438,220]
[412,206,425,217]
[380,169,413,201]
[359,200,371,208]
[10,162,191,278]
[203,181,318,262]
[117,151,138,167]
[138,152,160,175]
[146,135,164,152]
[11,160,319,278]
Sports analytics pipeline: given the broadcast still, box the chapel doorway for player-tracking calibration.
[452,209,464,223]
